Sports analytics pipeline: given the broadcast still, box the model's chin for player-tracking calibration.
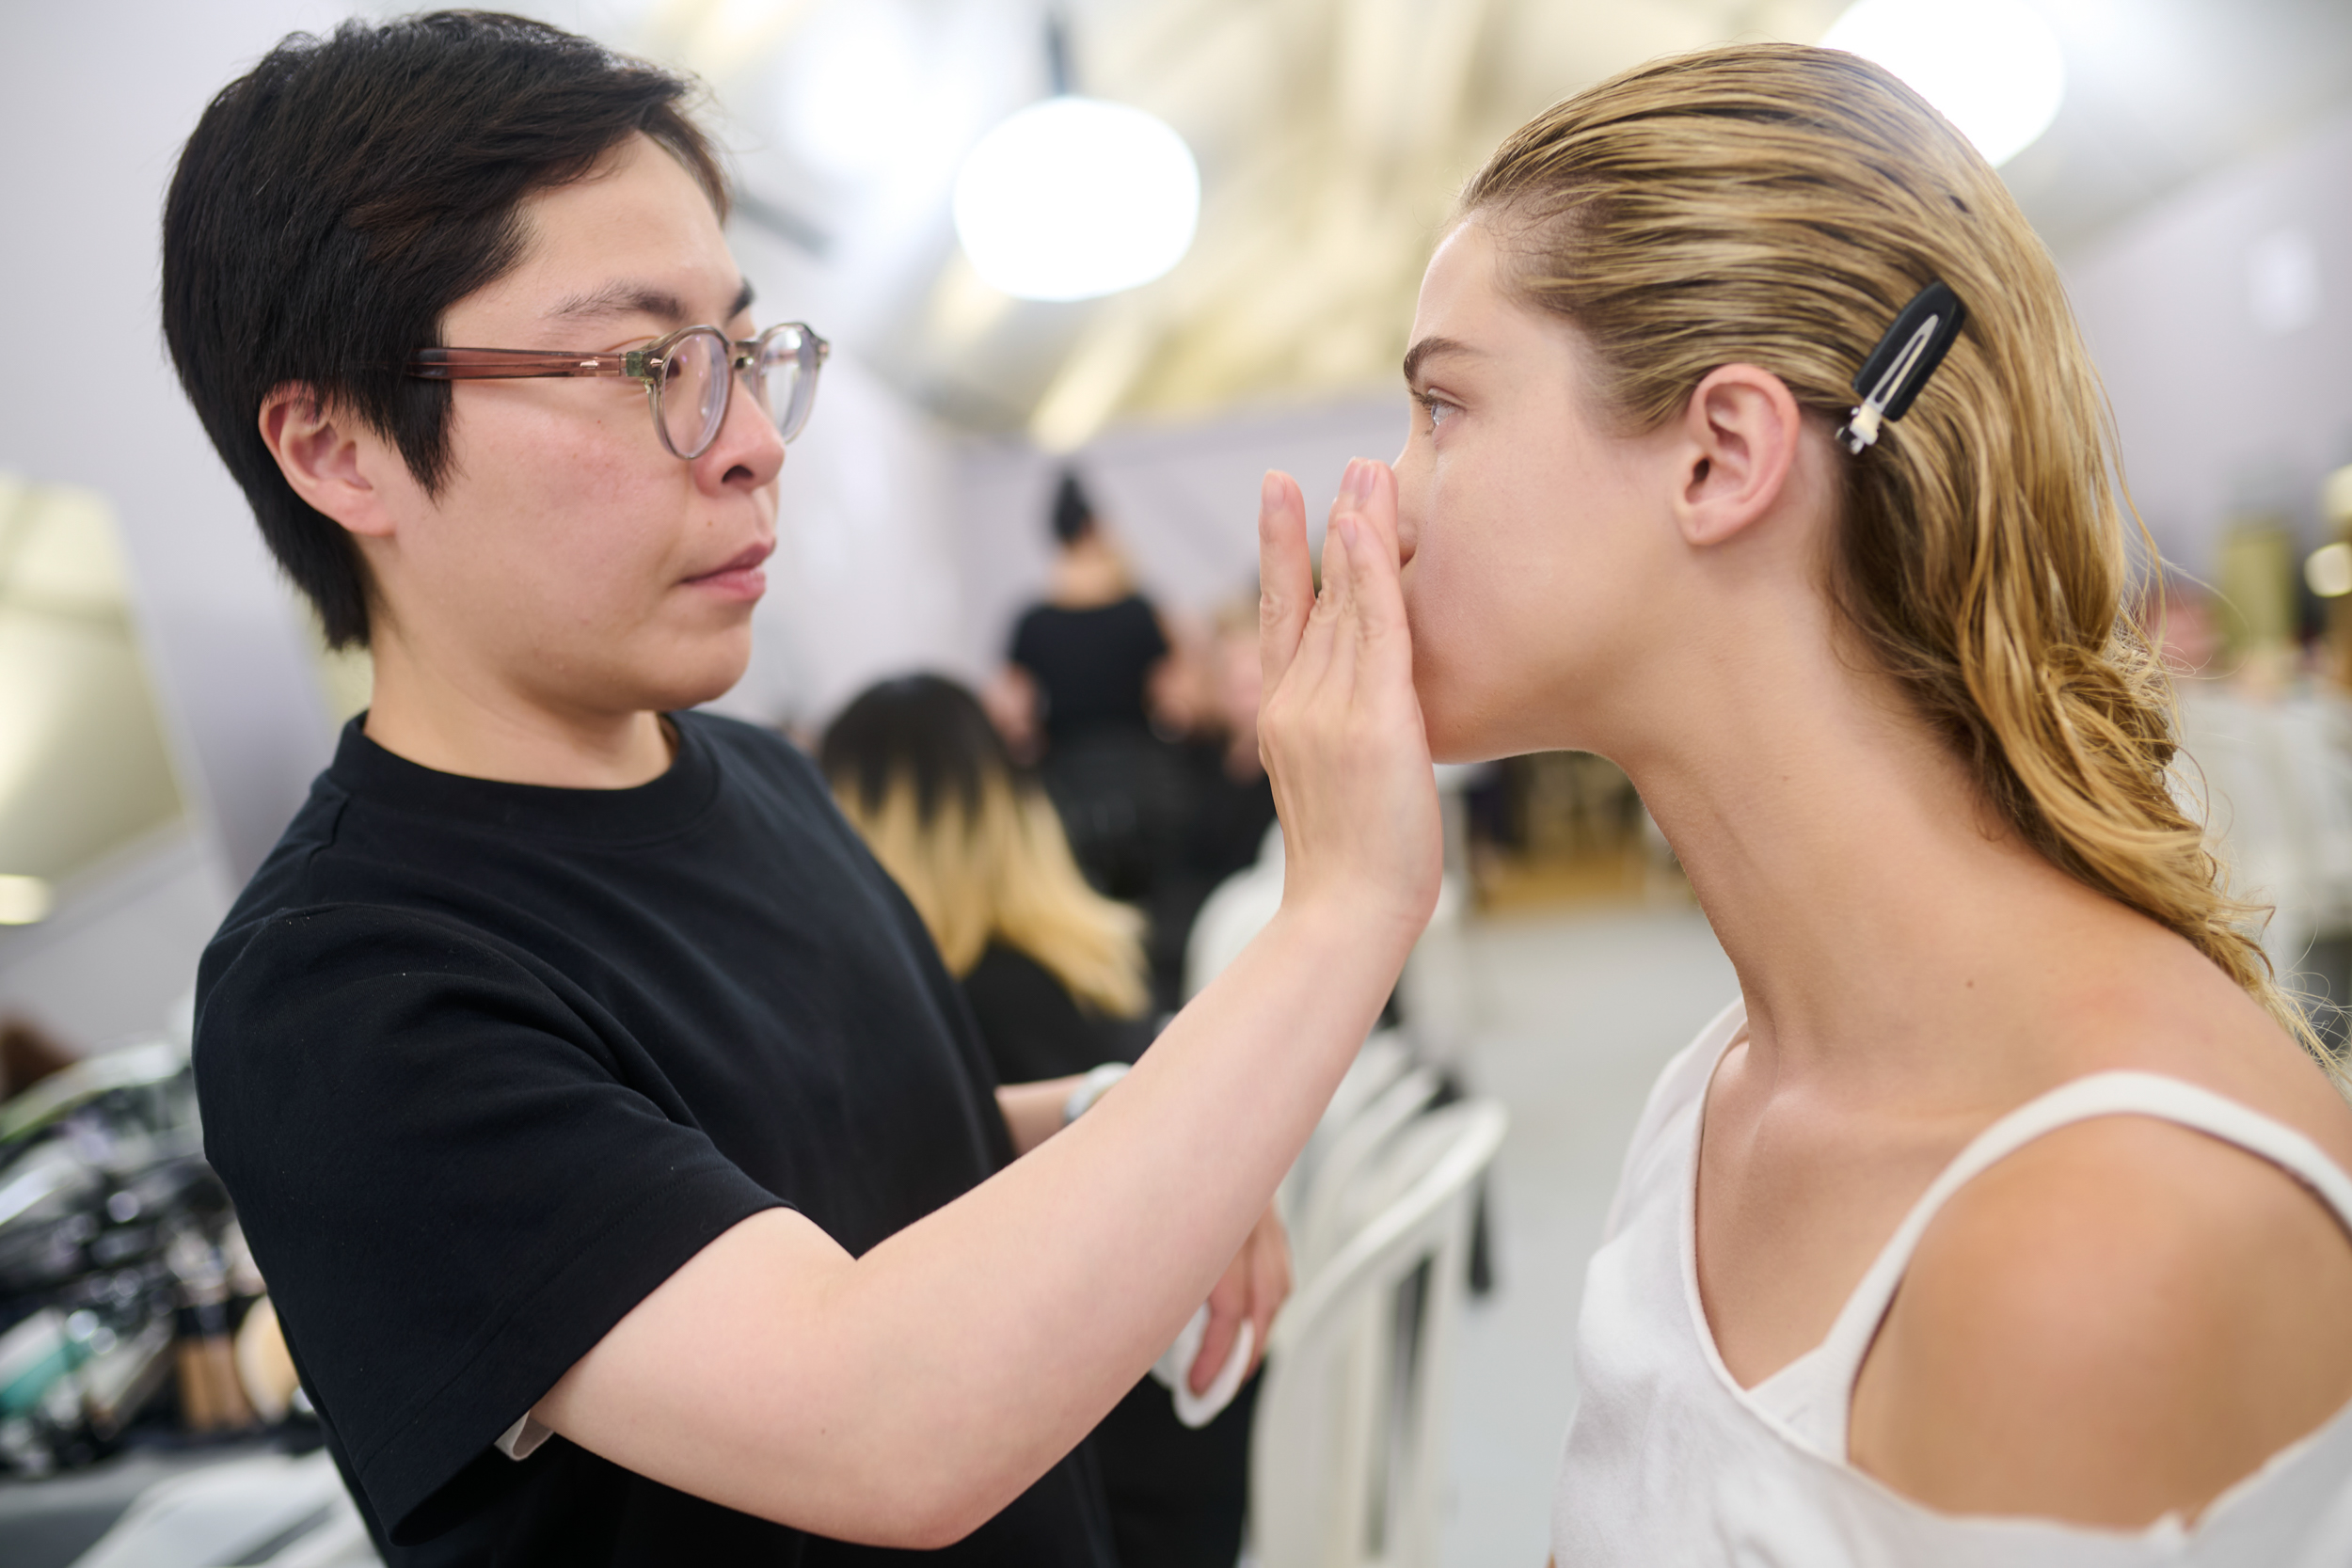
[1414,653,1497,765]
[1424,718,1516,768]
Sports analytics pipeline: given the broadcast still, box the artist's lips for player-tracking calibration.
[685,541,772,600]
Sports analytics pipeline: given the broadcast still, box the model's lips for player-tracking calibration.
[683,540,773,600]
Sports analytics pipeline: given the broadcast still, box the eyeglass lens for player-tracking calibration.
[754,329,818,444]
[658,329,731,460]
[657,326,818,459]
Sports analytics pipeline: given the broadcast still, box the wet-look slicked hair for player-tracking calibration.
[162,10,728,649]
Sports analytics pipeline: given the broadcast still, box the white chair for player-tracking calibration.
[1184,824,1287,1000]
[2177,687,2317,964]
[1288,1067,1441,1279]
[2177,686,2352,975]
[1279,1032,1411,1228]
[1248,1100,1508,1568]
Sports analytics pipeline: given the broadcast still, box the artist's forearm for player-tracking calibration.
[816,897,1412,1531]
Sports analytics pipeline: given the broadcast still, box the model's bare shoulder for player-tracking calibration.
[1849,1112,2352,1528]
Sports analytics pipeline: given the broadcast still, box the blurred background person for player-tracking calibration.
[821,673,1152,1079]
[1178,593,1279,897]
[821,672,1263,1568]
[999,475,1197,1006]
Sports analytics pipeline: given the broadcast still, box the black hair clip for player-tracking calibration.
[1836,280,1967,455]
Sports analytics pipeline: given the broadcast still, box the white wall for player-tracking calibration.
[2065,102,2352,576]
[0,3,381,1047]
[1,3,360,885]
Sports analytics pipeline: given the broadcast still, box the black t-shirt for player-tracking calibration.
[959,943,1150,1085]
[1009,595,1168,745]
[194,714,1117,1566]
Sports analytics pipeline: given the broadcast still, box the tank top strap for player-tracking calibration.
[1803,1070,2352,1460]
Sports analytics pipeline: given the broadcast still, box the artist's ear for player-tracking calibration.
[258,386,401,541]
[1668,364,1803,548]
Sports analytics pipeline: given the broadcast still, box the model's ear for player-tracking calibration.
[1669,364,1803,548]
[258,385,401,540]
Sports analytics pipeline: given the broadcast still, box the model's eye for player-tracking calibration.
[1418,393,1459,433]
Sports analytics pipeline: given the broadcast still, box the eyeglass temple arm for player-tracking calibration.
[407,348,651,382]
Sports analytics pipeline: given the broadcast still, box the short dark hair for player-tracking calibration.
[1050,471,1096,546]
[162,10,727,649]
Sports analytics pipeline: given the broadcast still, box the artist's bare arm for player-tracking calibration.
[538,463,1437,1546]
[996,1073,1293,1395]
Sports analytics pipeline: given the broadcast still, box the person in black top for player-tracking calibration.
[201,711,1118,1561]
[1008,475,1172,752]
[164,14,1440,1567]
[820,675,1263,1568]
[1005,476,1198,1004]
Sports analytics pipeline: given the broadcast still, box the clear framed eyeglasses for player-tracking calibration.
[407,322,830,460]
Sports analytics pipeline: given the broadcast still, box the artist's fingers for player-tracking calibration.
[1337,464,1412,689]
[1257,470,1312,703]
[1345,451,1405,577]
[1245,1207,1292,1379]
[1281,459,1371,698]
[1195,1251,1250,1397]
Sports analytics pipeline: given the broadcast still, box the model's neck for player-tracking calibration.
[1613,610,2106,1098]
[360,631,674,790]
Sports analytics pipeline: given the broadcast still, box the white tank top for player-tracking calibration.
[1553,999,2352,1566]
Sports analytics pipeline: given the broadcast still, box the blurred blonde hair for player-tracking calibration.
[823,676,1147,1019]
[1461,44,2323,1060]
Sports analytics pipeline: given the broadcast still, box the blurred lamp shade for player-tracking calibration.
[1822,0,2066,168]
[953,97,1200,302]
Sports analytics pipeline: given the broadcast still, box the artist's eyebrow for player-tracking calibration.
[545,277,756,325]
[1402,335,1483,386]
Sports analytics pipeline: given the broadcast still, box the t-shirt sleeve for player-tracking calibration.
[194,904,786,1542]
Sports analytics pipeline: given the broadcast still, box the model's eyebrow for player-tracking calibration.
[1402,335,1483,386]
[545,277,756,325]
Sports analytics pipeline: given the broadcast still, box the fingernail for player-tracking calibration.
[1341,459,1371,505]
[1261,470,1280,510]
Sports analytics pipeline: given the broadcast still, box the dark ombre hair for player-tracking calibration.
[161,10,727,649]
[819,675,1147,1016]
[820,675,1017,836]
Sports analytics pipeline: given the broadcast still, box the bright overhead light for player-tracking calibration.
[1821,0,2067,168]
[953,97,1200,302]
[2308,542,2352,600]
[0,875,51,926]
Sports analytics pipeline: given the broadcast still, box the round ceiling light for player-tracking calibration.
[1821,0,2067,168]
[952,97,1200,302]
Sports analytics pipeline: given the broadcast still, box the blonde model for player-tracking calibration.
[1278,41,2352,1564]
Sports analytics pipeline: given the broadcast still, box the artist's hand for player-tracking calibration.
[1194,1200,1290,1394]
[1257,459,1443,947]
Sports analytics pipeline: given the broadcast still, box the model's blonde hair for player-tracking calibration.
[822,676,1147,1019]
[1463,44,2320,1056]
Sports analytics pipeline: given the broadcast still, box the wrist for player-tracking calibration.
[1061,1062,1131,1126]
[1277,879,1436,966]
